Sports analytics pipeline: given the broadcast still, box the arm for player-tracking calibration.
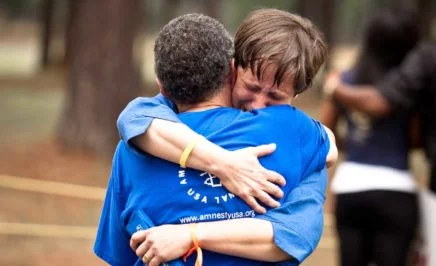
[132,218,286,265]
[323,125,338,168]
[118,96,286,213]
[326,43,433,118]
[324,73,391,118]
[319,96,344,152]
[131,169,328,265]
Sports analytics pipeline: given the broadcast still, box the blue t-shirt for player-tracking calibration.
[340,71,410,170]
[95,98,329,265]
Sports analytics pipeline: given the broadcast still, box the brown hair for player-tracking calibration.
[235,8,327,94]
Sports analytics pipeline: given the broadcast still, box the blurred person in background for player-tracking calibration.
[320,8,420,266]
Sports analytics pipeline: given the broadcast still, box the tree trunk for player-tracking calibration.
[40,0,54,68]
[418,0,432,39]
[58,0,140,155]
[297,0,335,68]
[297,0,335,48]
[64,0,77,65]
[161,0,182,23]
[203,0,221,19]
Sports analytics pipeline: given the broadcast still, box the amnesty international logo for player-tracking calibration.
[200,172,222,187]
[178,168,235,205]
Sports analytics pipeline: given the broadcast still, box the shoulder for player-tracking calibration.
[250,105,324,138]
[420,41,436,67]
[250,105,319,126]
[124,94,174,111]
[250,105,298,121]
[402,41,436,70]
[417,41,436,56]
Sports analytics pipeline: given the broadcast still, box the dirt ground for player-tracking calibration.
[0,53,430,265]
[1,72,431,266]
[0,66,344,265]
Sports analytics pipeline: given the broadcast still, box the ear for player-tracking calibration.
[156,77,168,97]
[229,59,237,88]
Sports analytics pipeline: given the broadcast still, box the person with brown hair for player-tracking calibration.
[118,8,330,212]
[108,9,335,265]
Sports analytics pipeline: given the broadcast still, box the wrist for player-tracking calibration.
[195,222,205,247]
[183,223,204,265]
[323,82,338,99]
[204,147,233,180]
[323,74,341,99]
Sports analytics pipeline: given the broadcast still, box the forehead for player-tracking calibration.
[236,65,294,96]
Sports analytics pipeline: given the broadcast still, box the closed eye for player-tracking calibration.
[243,81,262,93]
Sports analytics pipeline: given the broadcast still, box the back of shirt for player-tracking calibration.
[378,42,436,165]
[340,71,410,170]
[95,105,329,266]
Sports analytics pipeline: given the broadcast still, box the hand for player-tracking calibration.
[210,143,286,214]
[130,224,192,266]
[323,71,341,98]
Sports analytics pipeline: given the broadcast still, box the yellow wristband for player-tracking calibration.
[179,134,204,168]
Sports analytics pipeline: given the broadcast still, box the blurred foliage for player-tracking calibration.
[221,0,299,33]
[0,0,434,44]
[0,0,40,18]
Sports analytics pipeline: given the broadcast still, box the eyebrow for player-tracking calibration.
[268,90,287,100]
[244,80,288,98]
[243,80,262,90]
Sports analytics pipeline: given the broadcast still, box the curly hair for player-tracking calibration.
[154,13,234,105]
[235,9,327,94]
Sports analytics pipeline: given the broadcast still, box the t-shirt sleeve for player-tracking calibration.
[256,168,328,264]
[117,94,181,143]
[377,42,434,112]
[297,110,330,177]
[94,148,138,266]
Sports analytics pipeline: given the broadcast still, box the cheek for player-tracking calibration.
[232,87,248,102]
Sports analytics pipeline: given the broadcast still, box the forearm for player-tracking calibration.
[334,84,391,118]
[196,218,290,262]
[322,125,338,168]
[132,119,228,174]
[132,118,285,213]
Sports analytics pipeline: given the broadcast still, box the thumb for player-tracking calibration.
[251,143,276,157]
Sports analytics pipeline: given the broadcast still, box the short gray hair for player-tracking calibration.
[154,13,234,105]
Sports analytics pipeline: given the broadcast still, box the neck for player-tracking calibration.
[177,86,232,113]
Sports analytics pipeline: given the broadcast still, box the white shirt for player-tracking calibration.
[331,161,417,194]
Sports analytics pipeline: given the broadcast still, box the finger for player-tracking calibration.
[254,189,281,209]
[136,241,150,258]
[265,170,286,187]
[142,250,154,265]
[130,231,147,251]
[243,194,266,214]
[251,143,277,157]
[147,256,161,266]
[261,178,284,199]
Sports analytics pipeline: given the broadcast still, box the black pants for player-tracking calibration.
[335,190,419,266]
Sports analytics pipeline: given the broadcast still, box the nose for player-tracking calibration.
[249,95,267,109]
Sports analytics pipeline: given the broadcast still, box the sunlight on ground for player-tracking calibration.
[0,88,63,142]
[0,42,39,76]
